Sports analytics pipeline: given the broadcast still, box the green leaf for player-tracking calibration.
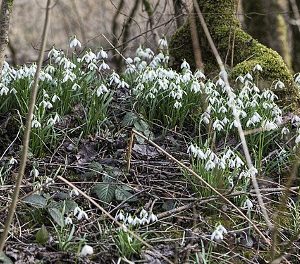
[115,185,137,202]
[122,112,138,126]
[0,252,13,264]
[48,207,64,227]
[93,182,116,204]
[35,224,49,245]
[23,194,47,208]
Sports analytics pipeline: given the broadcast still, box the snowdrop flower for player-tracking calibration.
[235,75,244,83]
[96,84,109,96]
[99,60,110,71]
[132,216,141,226]
[97,48,108,59]
[51,94,60,103]
[48,46,60,58]
[82,50,97,63]
[181,60,190,70]
[80,245,94,257]
[212,119,224,131]
[274,80,285,90]
[148,212,158,223]
[32,119,41,128]
[158,37,168,49]
[117,80,129,89]
[139,208,148,219]
[47,113,60,126]
[30,168,39,177]
[281,127,289,135]
[174,101,182,109]
[65,216,73,225]
[45,177,54,186]
[244,72,253,81]
[109,71,120,85]
[242,198,253,210]
[116,211,125,221]
[40,100,53,109]
[70,188,79,197]
[194,70,206,79]
[211,224,227,242]
[9,157,18,165]
[88,62,98,71]
[69,36,81,48]
[191,81,201,93]
[263,120,278,131]
[72,83,80,91]
[126,214,134,225]
[74,206,81,216]
[216,78,225,87]
[77,210,89,220]
[0,84,9,96]
[253,64,262,72]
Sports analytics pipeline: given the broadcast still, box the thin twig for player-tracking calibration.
[192,0,272,230]
[132,129,270,245]
[0,0,52,252]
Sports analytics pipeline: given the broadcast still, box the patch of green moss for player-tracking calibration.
[169,0,300,108]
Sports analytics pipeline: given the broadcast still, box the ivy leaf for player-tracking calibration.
[23,194,47,208]
[115,185,137,202]
[35,224,49,245]
[93,182,116,204]
[48,207,64,227]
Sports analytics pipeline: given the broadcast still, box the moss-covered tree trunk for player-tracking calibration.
[242,0,292,69]
[290,0,300,72]
[169,0,299,107]
[0,0,14,78]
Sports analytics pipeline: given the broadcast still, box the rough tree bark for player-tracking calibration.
[242,0,292,70]
[0,0,14,78]
[169,0,299,107]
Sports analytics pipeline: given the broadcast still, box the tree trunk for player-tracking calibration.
[290,0,300,72]
[169,0,299,108]
[0,0,14,78]
[242,0,292,69]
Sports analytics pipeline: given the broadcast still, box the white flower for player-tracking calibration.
[82,50,97,63]
[211,224,227,241]
[116,211,125,221]
[117,80,129,89]
[132,216,141,226]
[174,101,182,109]
[99,61,110,71]
[253,64,262,72]
[194,70,206,79]
[140,209,148,219]
[72,83,81,91]
[65,216,73,225]
[281,127,289,135]
[80,245,94,257]
[74,206,81,216]
[70,188,79,197]
[32,119,41,128]
[263,120,278,131]
[274,80,285,90]
[77,210,89,220]
[295,134,300,145]
[242,198,253,210]
[30,168,39,177]
[244,72,253,81]
[96,84,109,96]
[126,214,134,225]
[158,37,168,49]
[51,95,60,103]
[148,213,158,223]
[97,48,108,59]
[181,60,190,70]
[9,157,18,165]
[40,100,53,109]
[235,76,244,83]
[0,84,9,96]
[69,36,82,48]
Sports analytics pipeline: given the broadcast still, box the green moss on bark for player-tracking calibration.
[169,0,300,108]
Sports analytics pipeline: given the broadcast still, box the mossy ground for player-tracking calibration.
[169,0,300,108]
